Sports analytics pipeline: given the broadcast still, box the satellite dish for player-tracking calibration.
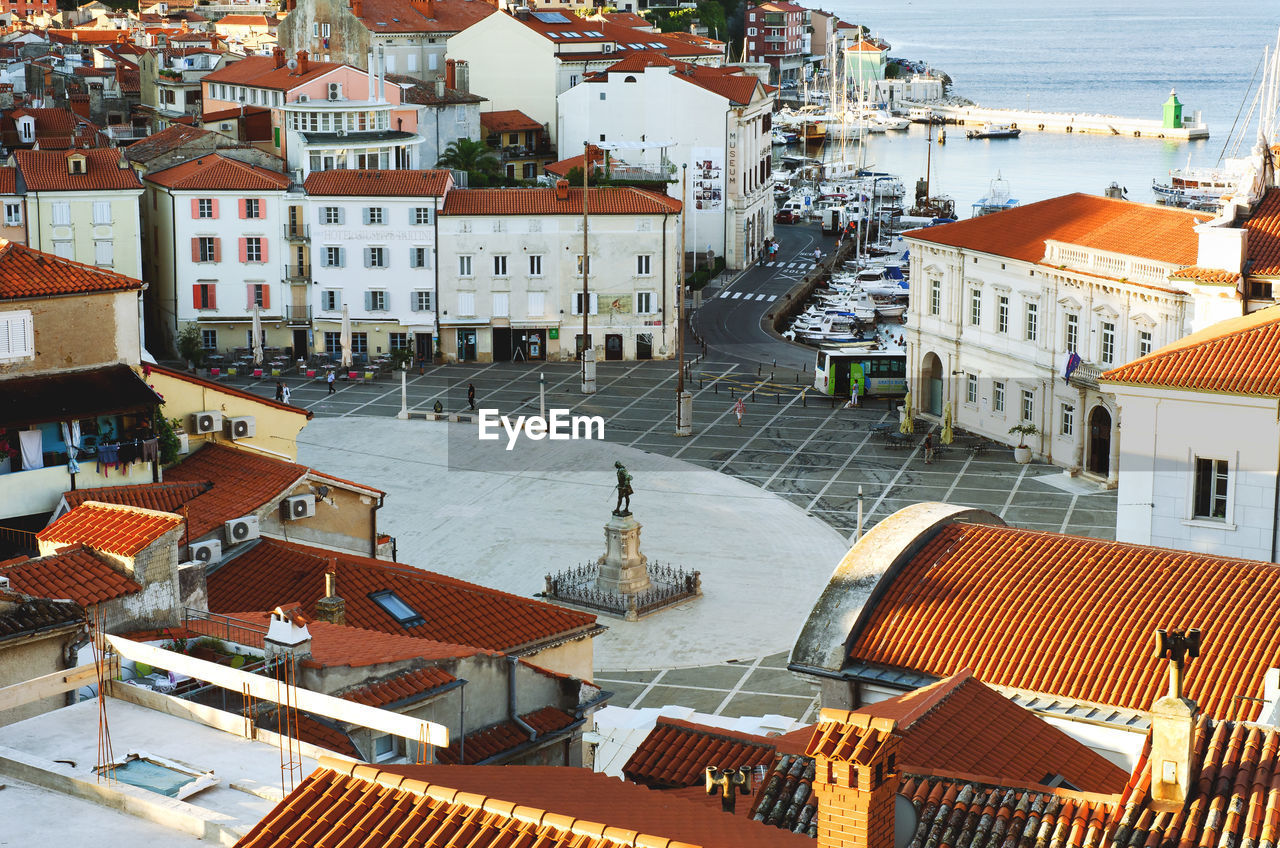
[894,794,919,848]
[286,58,298,70]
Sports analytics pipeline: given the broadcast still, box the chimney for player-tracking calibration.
[808,709,900,848]
[445,57,456,91]
[352,0,363,15]
[454,59,469,94]
[1149,628,1200,812]
[264,606,312,662]
[273,46,285,69]
[296,49,309,75]
[418,0,434,18]
[434,77,445,99]
[315,567,346,626]
[555,179,569,201]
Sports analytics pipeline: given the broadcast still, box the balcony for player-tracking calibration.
[286,305,312,326]
[285,223,309,241]
[284,263,310,281]
[1070,361,1103,390]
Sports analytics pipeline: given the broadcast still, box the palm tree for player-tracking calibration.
[436,139,501,183]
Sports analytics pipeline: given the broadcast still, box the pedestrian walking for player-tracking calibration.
[467,383,476,410]
[813,247,822,264]
[326,371,336,394]
[733,397,745,427]
[281,383,292,406]
[274,380,284,402]
[923,433,935,464]
[850,381,859,407]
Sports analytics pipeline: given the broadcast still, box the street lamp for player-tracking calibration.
[675,164,692,437]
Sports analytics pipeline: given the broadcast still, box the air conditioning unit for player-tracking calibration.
[225,415,255,440]
[193,410,222,434]
[296,93,310,102]
[190,539,222,565]
[224,515,260,544]
[327,82,341,101]
[281,494,316,521]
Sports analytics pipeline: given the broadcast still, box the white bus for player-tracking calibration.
[814,348,907,398]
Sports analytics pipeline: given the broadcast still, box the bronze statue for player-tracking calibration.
[613,461,633,516]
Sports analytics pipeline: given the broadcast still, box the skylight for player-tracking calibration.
[583,30,603,36]
[648,41,666,48]
[370,590,424,627]
[532,10,570,23]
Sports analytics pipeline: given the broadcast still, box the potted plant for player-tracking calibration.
[1008,424,1039,464]
[0,435,16,474]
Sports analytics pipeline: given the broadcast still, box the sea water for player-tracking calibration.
[799,0,1280,209]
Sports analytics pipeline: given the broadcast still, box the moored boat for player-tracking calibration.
[965,123,1021,139]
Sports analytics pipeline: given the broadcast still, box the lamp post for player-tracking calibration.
[675,164,692,436]
[581,141,596,394]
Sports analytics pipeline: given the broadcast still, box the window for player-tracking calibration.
[197,236,218,262]
[201,328,217,350]
[243,236,263,263]
[365,246,387,268]
[528,255,543,277]
[411,291,432,312]
[193,282,217,309]
[366,290,388,311]
[1021,389,1034,422]
[94,239,113,267]
[1061,403,1074,437]
[323,246,343,267]
[969,288,980,326]
[324,331,341,355]
[1100,321,1116,364]
[636,254,652,276]
[1025,302,1038,341]
[458,255,473,277]
[997,296,1009,333]
[413,207,432,225]
[0,310,33,361]
[1139,330,1153,358]
[248,283,268,308]
[2,202,20,226]
[322,22,330,36]
[389,331,409,350]
[322,206,342,225]
[364,206,384,225]
[92,200,111,225]
[1193,457,1229,520]
[322,289,340,311]
[572,292,599,315]
[993,381,1005,412]
[372,733,403,763]
[242,198,261,219]
[51,201,71,226]
[528,291,545,317]
[196,198,214,219]
[351,332,368,355]
[575,254,591,276]
[636,291,655,314]
[493,292,509,317]
[1065,313,1079,353]
[410,247,431,268]
[493,255,508,276]
[966,374,978,404]
[929,279,941,316]
[458,292,476,316]
[53,240,73,259]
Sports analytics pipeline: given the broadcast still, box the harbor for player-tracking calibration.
[925,94,1209,141]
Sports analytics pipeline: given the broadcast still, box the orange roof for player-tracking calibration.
[206,537,599,653]
[442,186,680,216]
[302,169,452,198]
[14,148,142,192]
[164,442,310,539]
[846,522,1280,721]
[202,54,341,91]
[515,14,720,60]
[479,109,541,133]
[145,364,312,420]
[237,759,812,848]
[595,53,762,104]
[1101,305,1280,396]
[339,665,457,707]
[352,0,496,35]
[601,11,651,28]
[623,717,790,789]
[437,706,579,764]
[1244,187,1280,276]
[1,544,141,606]
[846,40,887,52]
[215,14,275,26]
[1169,265,1242,285]
[38,501,183,557]
[63,481,212,515]
[905,193,1202,266]
[145,153,292,191]
[0,240,142,301]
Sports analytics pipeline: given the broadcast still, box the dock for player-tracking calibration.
[926,104,1209,141]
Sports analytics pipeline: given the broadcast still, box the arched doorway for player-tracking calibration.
[1087,406,1111,476]
[921,353,943,416]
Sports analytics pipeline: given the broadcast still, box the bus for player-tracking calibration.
[814,348,907,398]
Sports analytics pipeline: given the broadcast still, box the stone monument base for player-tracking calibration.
[596,512,651,595]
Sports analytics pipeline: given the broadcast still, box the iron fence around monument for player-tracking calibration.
[543,561,701,618]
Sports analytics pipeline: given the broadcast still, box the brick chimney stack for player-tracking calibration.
[445,58,456,91]
[1150,628,1200,812]
[273,46,285,69]
[808,709,900,848]
[296,50,309,75]
[555,179,569,201]
[315,567,346,626]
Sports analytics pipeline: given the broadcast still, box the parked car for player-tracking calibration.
[775,209,799,224]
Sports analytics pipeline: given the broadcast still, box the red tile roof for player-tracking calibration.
[436,706,578,764]
[339,665,457,708]
[442,186,681,216]
[164,443,310,539]
[353,0,496,35]
[514,13,720,60]
[302,169,452,198]
[624,717,791,789]
[0,590,82,643]
[14,148,142,191]
[288,713,360,758]
[479,109,541,133]
[237,759,813,848]
[0,167,14,195]
[1,544,141,606]
[0,240,142,301]
[38,501,182,557]
[206,537,599,653]
[1245,188,1280,276]
[202,54,341,91]
[145,154,292,191]
[846,522,1280,721]
[594,53,762,104]
[1169,265,1242,285]
[846,40,887,52]
[602,11,651,28]
[1101,305,1280,396]
[905,193,1202,266]
[216,14,276,26]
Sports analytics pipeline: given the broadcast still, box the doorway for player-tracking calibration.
[492,328,513,362]
[921,352,943,416]
[636,333,652,360]
[456,330,477,362]
[605,334,624,361]
[292,329,308,360]
[415,333,432,367]
[1088,406,1111,475]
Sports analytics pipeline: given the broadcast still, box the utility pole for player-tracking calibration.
[581,141,596,394]
[675,164,692,436]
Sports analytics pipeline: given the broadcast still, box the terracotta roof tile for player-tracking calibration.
[0,544,141,606]
[0,590,82,642]
[353,0,496,35]
[479,109,541,133]
[846,522,1280,721]
[145,154,291,191]
[623,717,786,789]
[1101,304,1280,396]
[1169,265,1242,285]
[339,666,457,708]
[594,53,761,104]
[601,11,651,28]
[0,167,14,195]
[206,537,598,653]
[302,168,451,197]
[442,186,680,216]
[216,14,276,26]
[436,706,578,764]
[164,443,310,538]
[905,193,1202,265]
[0,240,142,300]
[14,148,142,192]
[37,501,182,557]
[1244,188,1280,276]
[202,55,342,91]
[286,713,361,758]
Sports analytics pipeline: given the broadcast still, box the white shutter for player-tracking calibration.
[92,200,111,225]
[0,310,33,361]
[51,202,71,226]
[527,291,545,317]
[337,207,346,225]
[94,239,113,266]
[362,208,372,225]
[364,247,373,268]
[338,247,346,268]
[459,292,475,316]
[589,293,598,314]
[493,292,509,318]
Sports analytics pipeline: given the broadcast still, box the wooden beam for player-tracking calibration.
[105,635,449,747]
[0,660,115,713]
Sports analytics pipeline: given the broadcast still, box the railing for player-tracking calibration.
[184,608,267,649]
[285,223,309,241]
[1071,361,1103,389]
[543,561,701,619]
[284,263,310,280]
[496,143,554,161]
[0,524,37,558]
[286,305,312,325]
[104,125,149,141]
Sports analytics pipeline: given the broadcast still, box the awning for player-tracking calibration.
[1,364,162,429]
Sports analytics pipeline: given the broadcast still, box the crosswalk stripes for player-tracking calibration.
[755,293,767,301]
[767,295,777,302]
[731,291,742,299]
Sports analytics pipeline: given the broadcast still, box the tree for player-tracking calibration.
[436,138,501,185]
[176,324,204,369]
[696,0,726,39]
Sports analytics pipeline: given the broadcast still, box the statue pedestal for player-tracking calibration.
[596,512,651,596]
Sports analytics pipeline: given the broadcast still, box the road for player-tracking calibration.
[690,220,834,371]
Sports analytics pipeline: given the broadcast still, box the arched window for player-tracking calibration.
[623,75,637,83]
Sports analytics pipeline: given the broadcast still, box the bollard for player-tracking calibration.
[751,390,756,402]
[700,377,704,389]
[715,382,719,394]
[802,390,806,407]
[730,387,734,398]
[775,392,780,405]
[757,363,762,376]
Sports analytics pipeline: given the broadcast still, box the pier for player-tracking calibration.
[925,104,1209,141]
